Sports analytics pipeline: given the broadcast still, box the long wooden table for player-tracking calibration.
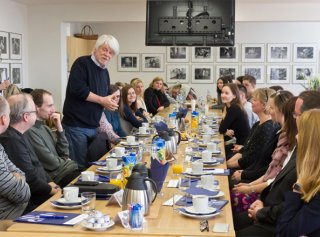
[7,106,235,237]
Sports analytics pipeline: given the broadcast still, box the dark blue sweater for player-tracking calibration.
[104,110,126,137]
[62,56,110,128]
[123,105,147,128]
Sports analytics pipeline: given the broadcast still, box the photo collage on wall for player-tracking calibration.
[0,31,23,88]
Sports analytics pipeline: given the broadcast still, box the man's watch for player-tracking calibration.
[292,183,302,193]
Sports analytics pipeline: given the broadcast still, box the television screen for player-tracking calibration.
[146,0,235,46]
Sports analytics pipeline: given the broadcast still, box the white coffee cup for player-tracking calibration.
[192,195,209,213]
[142,122,149,128]
[126,135,136,145]
[192,161,203,174]
[106,158,118,170]
[201,150,212,162]
[139,126,147,134]
[81,171,95,181]
[63,186,79,202]
[201,175,215,189]
[207,142,217,152]
[114,146,125,157]
[202,134,211,144]
[202,124,210,131]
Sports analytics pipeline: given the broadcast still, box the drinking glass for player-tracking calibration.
[81,192,96,214]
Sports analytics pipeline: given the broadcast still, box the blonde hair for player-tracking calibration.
[252,88,275,114]
[149,77,164,88]
[297,109,320,202]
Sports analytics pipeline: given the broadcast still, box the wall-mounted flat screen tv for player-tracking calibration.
[146,0,235,46]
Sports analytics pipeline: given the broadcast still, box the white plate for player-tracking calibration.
[179,210,220,219]
[82,220,115,231]
[211,191,224,198]
[96,165,122,173]
[56,197,82,205]
[50,201,82,210]
[184,170,215,176]
[185,206,217,215]
[120,141,140,147]
[201,159,219,165]
[196,184,220,190]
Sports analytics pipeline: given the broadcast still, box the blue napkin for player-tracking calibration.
[150,158,169,192]
[154,121,169,133]
[184,187,219,196]
[177,107,188,118]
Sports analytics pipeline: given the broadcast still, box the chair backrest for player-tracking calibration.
[119,116,132,136]
[87,133,111,162]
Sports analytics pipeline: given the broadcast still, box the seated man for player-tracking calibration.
[0,96,30,219]
[0,93,60,213]
[26,89,80,187]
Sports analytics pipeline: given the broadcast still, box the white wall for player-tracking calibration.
[0,0,28,86]
[4,0,320,110]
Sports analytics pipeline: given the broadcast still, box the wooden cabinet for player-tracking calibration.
[67,36,96,71]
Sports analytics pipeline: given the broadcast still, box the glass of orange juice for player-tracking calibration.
[172,160,183,176]
[109,172,123,189]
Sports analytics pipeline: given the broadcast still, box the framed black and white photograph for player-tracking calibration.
[216,44,239,62]
[0,63,10,82]
[167,46,189,62]
[242,44,265,62]
[191,46,213,62]
[117,54,140,72]
[292,65,316,84]
[293,43,317,62]
[191,65,214,84]
[166,64,189,84]
[267,43,290,62]
[141,53,164,72]
[0,31,9,59]
[241,65,265,84]
[10,63,22,87]
[9,33,22,60]
[267,65,290,84]
[216,65,238,81]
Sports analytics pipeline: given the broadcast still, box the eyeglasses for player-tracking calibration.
[200,220,209,232]
[292,111,302,119]
[23,111,37,115]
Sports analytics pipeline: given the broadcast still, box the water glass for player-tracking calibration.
[81,192,96,214]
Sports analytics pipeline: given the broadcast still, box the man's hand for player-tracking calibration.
[225,129,234,137]
[48,182,61,195]
[231,170,243,181]
[102,93,119,111]
[232,183,251,194]
[50,112,63,132]
[12,172,25,181]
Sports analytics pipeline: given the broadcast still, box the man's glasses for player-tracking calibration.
[24,111,37,115]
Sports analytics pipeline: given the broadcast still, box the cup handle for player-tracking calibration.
[144,177,158,203]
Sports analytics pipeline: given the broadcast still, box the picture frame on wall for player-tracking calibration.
[292,65,316,84]
[9,33,22,60]
[10,63,22,87]
[216,44,239,62]
[267,65,290,84]
[191,65,214,84]
[267,43,291,62]
[0,31,9,59]
[166,64,189,84]
[293,43,317,62]
[117,54,140,72]
[191,46,213,62]
[216,65,238,81]
[167,46,189,62]
[141,53,164,72]
[241,65,265,84]
[242,44,265,62]
[0,63,10,81]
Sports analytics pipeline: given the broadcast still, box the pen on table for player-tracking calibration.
[38,214,68,219]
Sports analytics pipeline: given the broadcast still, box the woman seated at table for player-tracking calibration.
[103,85,126,138]
[230,90,293,184]
[144,77,170,115]
[119,85,147,134]
[231,96,297,213]
[226,88,279,184]
[131,78,151,119]
[277,109,320,237]
[218,83,250,150]
[213,76,233,110]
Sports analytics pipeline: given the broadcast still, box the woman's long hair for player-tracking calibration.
[223,83,244,111]
[119,85,137,118]
[297,109,320,202]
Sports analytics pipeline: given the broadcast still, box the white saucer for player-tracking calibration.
[82,220,115,231]
[96,165,122,173]
[211,191,225,198]
[201,159,219,165]
[211,150,221,155]
[56,197,82,205]
[179,210,220,219]
[185,206,217,215]
[185,170,215,176]
[51,201,82,210]
[120,141,140,147]
[135,132,150,137]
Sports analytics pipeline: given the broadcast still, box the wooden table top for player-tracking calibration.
[8,107,235,237]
